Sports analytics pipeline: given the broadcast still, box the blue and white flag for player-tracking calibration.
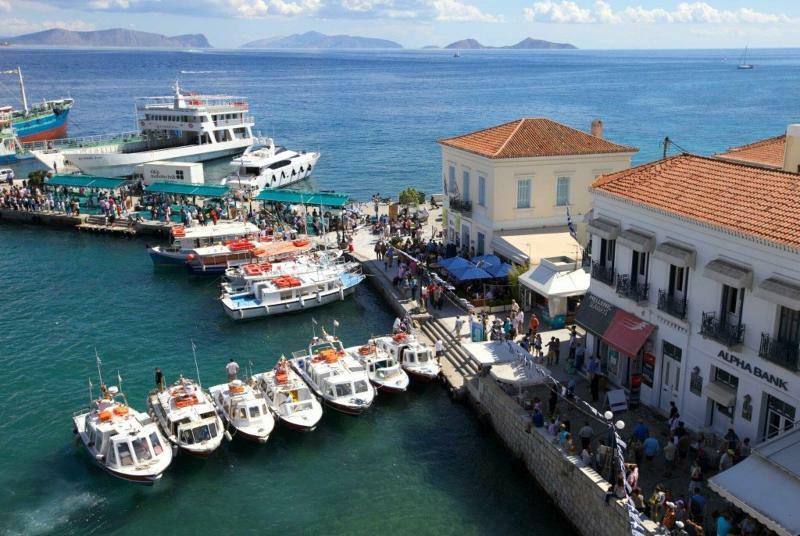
[566,207,577,241]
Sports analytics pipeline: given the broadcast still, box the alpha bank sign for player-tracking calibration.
[718,350,789,391]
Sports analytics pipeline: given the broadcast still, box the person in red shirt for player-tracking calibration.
[528,313,540,337]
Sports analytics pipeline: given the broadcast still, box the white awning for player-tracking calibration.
[519,262,590,298]
[490,361,551,387]
[587,218,620,240]
[708,429,800,536]
[702,381,737,407]
[462,340,525,365]
[754,277,800,311]
[617,229,655,253]
[490,227,580,266]
[653,242,696,269]
[703,259,753,289]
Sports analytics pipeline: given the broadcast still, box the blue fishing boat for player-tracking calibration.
[1,67,73,143]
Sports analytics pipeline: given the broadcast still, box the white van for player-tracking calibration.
[0,168,14,183]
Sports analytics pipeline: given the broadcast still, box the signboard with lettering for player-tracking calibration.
[642,352,656,387]
[717,350,788,391]
[574,293,618,336]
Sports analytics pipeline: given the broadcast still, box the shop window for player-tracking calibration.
[714,367,739,418]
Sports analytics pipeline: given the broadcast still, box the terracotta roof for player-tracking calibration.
[438,118,638,159]
[716,134,785,169]
[591,154,800,250]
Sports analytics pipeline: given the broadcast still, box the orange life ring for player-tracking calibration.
[358,345,371,355]
[99,410,113,422]
[113,405,129,416]
[293,239,310,247]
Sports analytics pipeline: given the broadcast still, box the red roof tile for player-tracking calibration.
[592,154,800,250]
[438,118,637,159]
[716,134,785,169]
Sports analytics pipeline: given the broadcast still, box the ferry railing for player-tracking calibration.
[21,131,143,152]
[213,116,255,127]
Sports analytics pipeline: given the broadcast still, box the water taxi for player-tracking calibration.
[221,250,345,293]
[252,357,323,432]
[187,237,314,275]
[146,376,225,456]
[221,137,320,193]
[346,341,409,393]
[73,384,173,484]
[375,332,441,382]
[148,221,259,266]
[209,379,274,443]
[290,335,375,416]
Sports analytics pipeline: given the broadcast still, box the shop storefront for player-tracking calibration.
[575,293,656,407]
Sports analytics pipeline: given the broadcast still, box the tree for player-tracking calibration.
[398,187,425,206]
[27,170,50,189]
[507,262,530,302]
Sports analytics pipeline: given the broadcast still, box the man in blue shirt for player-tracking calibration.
[633,419,649,441]
[642,433,660,461]
[689,487,706,520]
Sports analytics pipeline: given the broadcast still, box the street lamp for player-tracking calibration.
[604,410,626,483]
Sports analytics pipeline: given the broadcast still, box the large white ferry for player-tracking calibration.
[32,82,255,177]
[221,137,320,193]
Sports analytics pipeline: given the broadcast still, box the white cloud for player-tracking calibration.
[0,0,11,12]
[524,1,792,24]
[226,0,322,17]
[88,0,130,9]
[6,17,95,35]
[432,0,503,22]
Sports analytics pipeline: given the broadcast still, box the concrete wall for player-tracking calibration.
[473,376,657,536]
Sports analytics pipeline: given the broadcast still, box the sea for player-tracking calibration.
[1,46,800,535]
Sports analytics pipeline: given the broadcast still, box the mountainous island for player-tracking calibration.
[242,31,403,50]
[444,37,577,50]
[7,28,211,48]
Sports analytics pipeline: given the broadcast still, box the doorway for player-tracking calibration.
[659,341,682,413]
[764,395,796,440]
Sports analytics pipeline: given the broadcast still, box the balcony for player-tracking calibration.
[591,261,616,286]
[448,196,472,215]
[615,274,649,303]
[658,289,688,320]
[701,312,745,347]
[759,333,800,372]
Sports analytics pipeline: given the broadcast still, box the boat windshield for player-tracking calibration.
[149,432,164,455]
[334,382,353,397]
[374,359,391,370]
[117,441,134,466]
[417,350,430,363]
[132,437,153,461]
[354,380,369,394]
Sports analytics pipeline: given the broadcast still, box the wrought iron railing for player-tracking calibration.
[701,312,745,346]
[759,333,800,371]
[448,196,472,214]
[591,261,616,286]
[616,274,649,302]
[657,289,688,320]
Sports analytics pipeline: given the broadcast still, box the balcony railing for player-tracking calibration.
[616,274,649,303]
[591,261,616,286]
[701,312,745,347]
[448,197,472,214]
[658,289,688,320]
[759,333,800,371]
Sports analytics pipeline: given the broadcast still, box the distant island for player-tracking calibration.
[241,31,402,50]
[444,37,577,50]
[7,28,211,48]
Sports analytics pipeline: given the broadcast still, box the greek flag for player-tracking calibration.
[566,207,577,241]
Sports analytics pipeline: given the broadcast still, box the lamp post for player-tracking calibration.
[604,410,626,484]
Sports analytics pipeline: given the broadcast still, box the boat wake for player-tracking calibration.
[5,489,104,535]
[180,70,224,74]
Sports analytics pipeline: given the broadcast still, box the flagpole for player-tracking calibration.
[191,340,202,389]
[88,378,93,404]
[94,347,104,388]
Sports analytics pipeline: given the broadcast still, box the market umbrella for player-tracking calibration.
[486,262,513,278]
[471,254,502,267]
[450,265,493,282]
[440,256,473,272]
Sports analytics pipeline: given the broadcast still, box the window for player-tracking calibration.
[478,176,486,207]
[462,171,471,202]
[335,383,353,397]
[354,380,369,393]
[176,169,184,182]
[556,176,570,206]
[117,442,134,466]
[721,284,743,324]
[448,165,456,195]
[669,265,685,294]
[600,238,615,268]
[778,306,800,345]
[516,179,531,209]
[132,437,152,461]
[249,406,261,418]
[631,251,648,284]
[714,367,739,418]
[149,432,163,455]
[477,232,485,256]
[662,341,682,362]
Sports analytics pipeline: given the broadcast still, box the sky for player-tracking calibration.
[4,0,800,49]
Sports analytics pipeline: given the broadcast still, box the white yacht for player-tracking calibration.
[345,341,409,394]
[290,335,375,416]
[375,333,441,382]
[32,82,255,177]
[221,137,320,192]
[73,385,173,484]
[146,376,225,457]
[221,267,365,320]
[252,357,323,432]
[148,221,259,266]
[209,379,274,444]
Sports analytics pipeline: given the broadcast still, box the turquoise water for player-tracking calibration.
[0,227,569,535]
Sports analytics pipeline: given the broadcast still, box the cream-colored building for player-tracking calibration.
[437,117,637,264]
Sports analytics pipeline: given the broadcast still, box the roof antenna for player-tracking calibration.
[663,136,670,159]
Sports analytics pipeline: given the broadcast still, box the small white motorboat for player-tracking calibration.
[73,384,173,484]
[345,341,409,393]
[375,332,441,382]
[147,221,259,266]
[146,376,225,457]
[209,379,275,443]
[290,334,375,416]
[252,357,323,432]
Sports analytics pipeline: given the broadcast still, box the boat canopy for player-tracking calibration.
[47,174,129,189]
[146,182,230,197]
[254,189,350,207]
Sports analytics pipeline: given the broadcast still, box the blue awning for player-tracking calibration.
[440,256,472,272]
[486,263,513,278]
[450,265,493,282]
[145,182,230,197]
[472,254,502,267]
[47,175,129,189]
[254,189,350,207]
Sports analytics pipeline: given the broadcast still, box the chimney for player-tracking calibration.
[591,119,603,139]
[783,124,800,173]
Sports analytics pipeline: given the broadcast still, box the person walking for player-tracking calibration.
[643,432,660,462]
[454,316,465,340]
[578,421,594,450]
[226,358,240,381]
[568,325,578,362]
[528,313,540,338]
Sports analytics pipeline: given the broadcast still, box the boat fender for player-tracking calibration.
[317,291,322,303]
[339,287,344,301]
[299,296,305,308]
[224,430,233,442]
